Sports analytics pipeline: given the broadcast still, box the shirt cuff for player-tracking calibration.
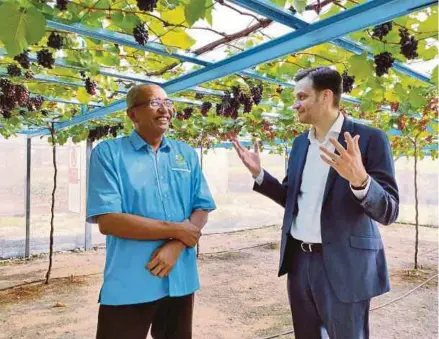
[254,169,265,186]
[350,175,371,200]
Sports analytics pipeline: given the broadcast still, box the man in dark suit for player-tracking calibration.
[232,66,399,338]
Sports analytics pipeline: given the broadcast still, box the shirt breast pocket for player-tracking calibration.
[171,167,192,183]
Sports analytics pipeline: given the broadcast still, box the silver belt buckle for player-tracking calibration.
[300,242,312,252]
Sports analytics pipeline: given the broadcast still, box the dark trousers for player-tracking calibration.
[286,238,370,339]
[96,294,194,339]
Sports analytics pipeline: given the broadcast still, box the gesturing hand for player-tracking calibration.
[319,132,368,187]
[231,138,262,178]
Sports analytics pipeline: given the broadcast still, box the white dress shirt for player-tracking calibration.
[255,114,370,243]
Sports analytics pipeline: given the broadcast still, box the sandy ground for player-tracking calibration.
[0,223,437,339]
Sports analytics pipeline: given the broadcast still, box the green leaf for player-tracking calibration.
[161,29,195,49]
[184,0,206,27]
[348,52,375,83]
[418,10,438,33]
[161,6,186,24]
[272,0,286,7]
[430,66,438,86]
[0,2,46,56]
[205,0,213,26]
[293,0,307,13]
[77,87,92,104]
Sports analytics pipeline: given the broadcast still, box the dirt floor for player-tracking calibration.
[0,223,437,339]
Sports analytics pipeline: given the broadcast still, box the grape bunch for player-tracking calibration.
[88,123,123,142]
[56,0,69,10]
[396,115,407,130]
[0,94,15,118]
[0,79,16,99]
[195,93,204,100]
[374,52,394,76]
[133,23,149,45]
[251,84,263,105]
[14,85,30,107]
[47,32,64,50]
[242,95,253,113]
[419,118,428,131]
[218,91,240,119]
[276,85,283,94]
[399,28,418,60]
[215,86,257,118]
[110,124,123,138]
[262,120,275,140]
[341,72,355,93]
[14,51,31,69]
[176,111,185,121]
[372,22,393,40]
[24,71,34,79]
[85,77,97,95]
[183,107,193,119]
[7,64,21,77]
[37,49,55,69]
[136,0,158,12]
[0,79,16,117]
[27,96,45,111]
[0,79,39,118]
[200,102,212,116]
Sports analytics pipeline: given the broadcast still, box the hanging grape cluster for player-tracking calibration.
[88,123,124,142]
[372,22,393,40]
[47,32,64,50]
[341,72,355,93]
[374,52,394,76]
[215,85,262,119]
[7,65,21,77]
[85,77,97,95]
[399,28,418,60]
[262,120,275,141]
[0,79,45,118]
[56,0,69,11]
[136,0,158,12]
[14,51,31,69]
[37,49,55,69]
[251,84,263,105]
[200,102,212,116]
[133,23,149,45]
[276,85,283,94]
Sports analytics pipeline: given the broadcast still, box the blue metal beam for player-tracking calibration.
[22,0,435,136]
[45,21,294,88]
[162,0,434,93]
[229,0,433,84]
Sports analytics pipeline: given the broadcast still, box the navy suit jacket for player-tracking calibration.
[254,118,399,303]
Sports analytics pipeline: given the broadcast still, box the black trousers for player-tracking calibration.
[96,294,194,339]
[286,237,370,339]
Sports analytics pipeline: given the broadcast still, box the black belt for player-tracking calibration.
[291,237,323,253]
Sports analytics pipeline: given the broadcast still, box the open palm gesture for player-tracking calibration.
[232,138,262,178]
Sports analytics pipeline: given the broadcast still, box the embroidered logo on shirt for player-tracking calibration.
[175,154,185,165]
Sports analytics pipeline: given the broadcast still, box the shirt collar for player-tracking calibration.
[308,113,345,144]
[129,130,170,152]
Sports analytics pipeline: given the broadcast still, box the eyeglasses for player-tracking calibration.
[131,99,173,110]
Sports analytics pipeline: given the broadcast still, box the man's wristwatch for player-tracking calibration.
[351,175,369,190]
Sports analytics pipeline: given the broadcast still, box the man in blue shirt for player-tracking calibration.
[87,84,216,339]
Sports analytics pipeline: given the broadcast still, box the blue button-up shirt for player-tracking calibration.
[86,131,216,305]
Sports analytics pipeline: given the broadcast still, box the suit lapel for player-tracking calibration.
[322,117,354,205]
[290,134,310,213]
